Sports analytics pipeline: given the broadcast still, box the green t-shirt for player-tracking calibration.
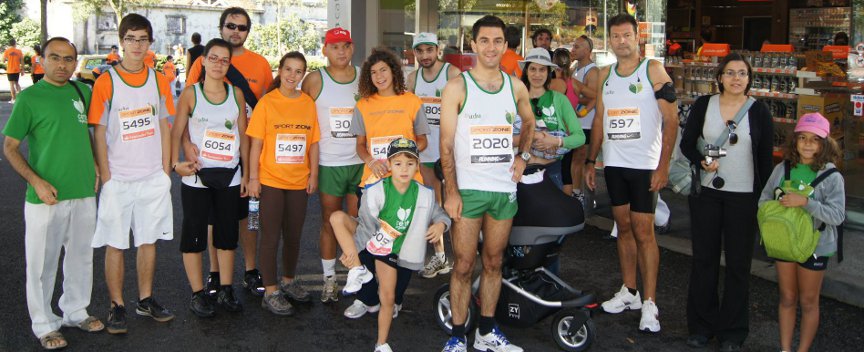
[783,163,818,198]
[2,80,96,204]
[378,178,419,255]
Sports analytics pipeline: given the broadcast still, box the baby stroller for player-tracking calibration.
[432,166,597,351]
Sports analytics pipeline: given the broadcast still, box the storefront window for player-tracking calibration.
[379,0,417,63]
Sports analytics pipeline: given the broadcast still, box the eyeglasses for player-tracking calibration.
[122,37,151,46]
[726,120,739,145]
[206,54,231,66]
[47,54,75,64]
[722,70,749,78]
[223,23,249,32]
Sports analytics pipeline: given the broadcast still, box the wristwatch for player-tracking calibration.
[519,151,531,162]
[584,159,596,165]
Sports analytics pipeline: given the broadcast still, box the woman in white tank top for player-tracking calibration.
[170,39,249,317]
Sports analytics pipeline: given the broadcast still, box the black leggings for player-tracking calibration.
[259,185,308,287]
[357,250,413,306]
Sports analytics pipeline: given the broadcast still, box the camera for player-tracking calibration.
[703,144,727,165]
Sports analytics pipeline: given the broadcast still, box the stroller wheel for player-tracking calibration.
[551,309,595,351]
[432,284,476,334]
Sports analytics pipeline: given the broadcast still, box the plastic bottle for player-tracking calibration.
[248,197,260,230]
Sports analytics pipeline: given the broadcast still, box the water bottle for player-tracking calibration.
[247,197,260,230]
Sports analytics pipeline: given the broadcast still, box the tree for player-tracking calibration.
[0,0,24,46]
[246,14,320,59]
[73,0,159,26]
[11,18,41,49]
[40,0,47,44]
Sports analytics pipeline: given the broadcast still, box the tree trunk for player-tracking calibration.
[40,0,47,44]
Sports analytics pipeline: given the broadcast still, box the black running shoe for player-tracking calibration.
[205,273,220,301]
[106,303,127,334]
[189,291,216,318]
[243,269,265,297]
[217,286,243,312]
[136,297,175,322]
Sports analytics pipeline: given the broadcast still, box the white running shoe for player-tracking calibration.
[601,284,642,314]
[343,265,374,295]
[639,299,661,333]
[392,303,402,319]
[374,343,393,352]
[473,327,523,352]
[344,299,380,319]
[321,275,339,303]
[421,255,452,278]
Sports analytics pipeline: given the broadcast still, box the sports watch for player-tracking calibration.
[519,151,531,162]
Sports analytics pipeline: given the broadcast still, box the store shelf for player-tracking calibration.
[752,67,797,75]
[749,91,797,99]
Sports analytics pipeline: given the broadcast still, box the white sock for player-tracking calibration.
[435,252,446,261]
[322,259,336,277]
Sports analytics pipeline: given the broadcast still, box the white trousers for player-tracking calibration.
[610,194,670,238]
[25,198,96,338]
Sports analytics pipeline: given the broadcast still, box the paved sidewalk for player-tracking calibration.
[587,170,864,308]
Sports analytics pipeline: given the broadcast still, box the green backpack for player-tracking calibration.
[757,161,838,263]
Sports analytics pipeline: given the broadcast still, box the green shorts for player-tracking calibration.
[460,189,518,220]
[422,162,436,169]
[319,164,364,197]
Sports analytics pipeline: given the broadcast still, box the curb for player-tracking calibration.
[585,215,864,308]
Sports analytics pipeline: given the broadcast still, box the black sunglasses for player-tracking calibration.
[223,23,249,32]
[726,120,738,145]
[530,98,543,117]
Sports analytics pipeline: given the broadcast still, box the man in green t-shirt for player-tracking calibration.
[2,37,103,350]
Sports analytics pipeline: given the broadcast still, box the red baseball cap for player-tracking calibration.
[325,27,352,45]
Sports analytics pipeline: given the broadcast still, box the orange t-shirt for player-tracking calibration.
[351,93,426,186]
[185,49,274,100]
[143,51,156,68]
[88,68,176,126]
[31,56,44,74]
[246,89,320,190]
[107,52,121,65]
[162,61,176,82]
[3,47,23,74]
[500,49,523,78]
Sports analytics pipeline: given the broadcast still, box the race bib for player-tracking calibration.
[469,125,513,164]
[330,107,355,138]
[275,134,306,164]
[366,219,403,256]
[421,96,442,126]
[370,135,402,160]
[606,107,641,141]
[118,106,156,142]
[201,130,237,161]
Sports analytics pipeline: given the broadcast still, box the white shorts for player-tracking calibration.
[92,172,173,249]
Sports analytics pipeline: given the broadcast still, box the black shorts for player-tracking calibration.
[582,129,591,145]
[359,248,402,270]
[7,73,19,82]
[181,184,241,253]
[776,255,830,271]
[561,150,574,185]
[604,166,657,213]
[207,194,249,225]
[32,74,43,84]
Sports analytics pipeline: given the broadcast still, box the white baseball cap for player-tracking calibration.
[412,32,438,49]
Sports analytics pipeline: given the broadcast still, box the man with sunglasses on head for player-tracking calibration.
[3,37,105,350]
[405,32,461,280]
[584,14,678,334]
[185,6,274,299]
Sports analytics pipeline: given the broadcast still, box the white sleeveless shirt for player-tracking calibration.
[182,83,242,188]
[414,62,452,163]
[315,66,363,166]
[455,71,517,193]
[104,67,165,181]
[574,62,597,129]
[601,59,663,170]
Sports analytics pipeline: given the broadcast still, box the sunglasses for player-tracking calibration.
[530,98,543,117]
[726,120,738,145]
[223,23,249,32]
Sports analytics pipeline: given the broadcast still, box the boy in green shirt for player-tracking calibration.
[330,138,451,352]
